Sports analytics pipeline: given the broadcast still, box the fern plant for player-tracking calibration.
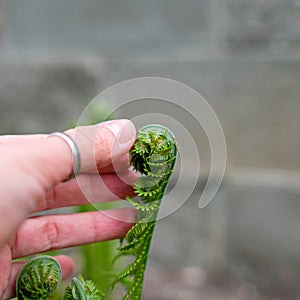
[112,124,177,300]
[16,256,103,300]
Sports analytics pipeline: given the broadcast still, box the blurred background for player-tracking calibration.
[1,0,300,299]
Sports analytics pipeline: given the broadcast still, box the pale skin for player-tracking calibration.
[0,119,137,299]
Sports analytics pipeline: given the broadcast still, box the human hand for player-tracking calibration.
[0,119,137,299]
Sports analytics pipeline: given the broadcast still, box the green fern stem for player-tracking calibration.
[112,124,177,300]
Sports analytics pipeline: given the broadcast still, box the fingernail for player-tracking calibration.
[104,119,136,148]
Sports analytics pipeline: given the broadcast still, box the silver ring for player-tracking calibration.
[48,132,81,180]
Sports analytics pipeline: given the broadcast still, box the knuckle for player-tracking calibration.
[43,220,60,249]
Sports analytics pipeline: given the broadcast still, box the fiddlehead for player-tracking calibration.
[63,274,104,300]
[16,256,104,300]
[16,255,62,300]
[112,124,177,300]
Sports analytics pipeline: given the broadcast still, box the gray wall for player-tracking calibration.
[1,0,299,170]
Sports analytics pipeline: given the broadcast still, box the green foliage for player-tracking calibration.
[16,257,104,300]
[63,275,104,300]
[16,255,62,300]
[77,202,117,295]
[112,125,177,300]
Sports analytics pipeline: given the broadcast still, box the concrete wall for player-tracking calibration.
[1,0,299,170]
[1,58,299,172]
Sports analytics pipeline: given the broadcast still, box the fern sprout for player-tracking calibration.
[112,124,177,300]
[16,255,62,300]
[16,256,104,300]
[63,274,104,300]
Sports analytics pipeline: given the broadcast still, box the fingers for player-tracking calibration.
[0,244,11,299]
[0,119,136,249]
[10,208,136,259]
[2,255,74,300]
[0,119,137,298]
[98,152,131,173]
[40,170,137,211]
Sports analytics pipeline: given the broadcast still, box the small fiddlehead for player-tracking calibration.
[16,255,62,300]
[112,124,177,300]
[16,256,104,300]
[63,274,104,300]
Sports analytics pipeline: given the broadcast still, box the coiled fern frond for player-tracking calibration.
[16,255,62,300]
[16,257,104,300]
[63,274,104,300]
[112,124,177,300]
